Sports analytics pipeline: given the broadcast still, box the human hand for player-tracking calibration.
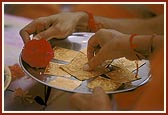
[70,87,112,111]
[20,12,88,44]
[84,29,136,71]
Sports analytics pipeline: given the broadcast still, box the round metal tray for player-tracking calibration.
[19,32,151,94]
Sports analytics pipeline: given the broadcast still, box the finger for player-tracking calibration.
[70,93,87,106]
[33,27,60,41]
[87,46,110,71]
[20,18,52,43]
[19,29,30,44]
[92,86,112,110]
[87,38,126,71]
[93,86,106,95]
[20,22,44,44]
[87,34,99,60]
[33,25,72,41]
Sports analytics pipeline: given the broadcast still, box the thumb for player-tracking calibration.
[33,27,60,41]
[84,47,109,71]
[93,86,106,95]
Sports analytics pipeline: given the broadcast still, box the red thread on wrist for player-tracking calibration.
[85,11,103,32]
[130,34,138,49]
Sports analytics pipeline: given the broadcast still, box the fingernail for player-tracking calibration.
[83,63,89,71]
[32,37,38,40]
[33,36,40,40]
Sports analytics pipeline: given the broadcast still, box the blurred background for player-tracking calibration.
[4,4,164,19]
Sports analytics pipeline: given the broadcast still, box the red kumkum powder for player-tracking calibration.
[22,39,54,68]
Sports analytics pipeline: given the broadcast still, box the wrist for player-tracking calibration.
[75,11,89,32]
[130,34,157,59]
[75,11,103,32]
[85,11,104,32]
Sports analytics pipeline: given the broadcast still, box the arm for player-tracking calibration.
[93,14,164,35]
[84,29,164,71]
[130,34,164,59]
[19,12,89,43]
[70,87,112,111]
[20,11,164,44]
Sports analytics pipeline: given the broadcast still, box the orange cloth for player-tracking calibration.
[5,4,163,19]
[5,4,60,19]
[114,47,164,111]
[72,4,137,18]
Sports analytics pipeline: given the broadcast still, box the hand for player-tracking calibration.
[70,87,112,111]
[84,29,136,71]
[20,12,88,44]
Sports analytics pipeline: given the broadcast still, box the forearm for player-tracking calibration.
[131,34,164,60]
[75,12,163,35]
[94,14,164,35]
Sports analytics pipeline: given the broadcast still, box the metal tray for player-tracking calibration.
[19,32,151,94]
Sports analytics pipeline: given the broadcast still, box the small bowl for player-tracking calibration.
[4,65,12,91]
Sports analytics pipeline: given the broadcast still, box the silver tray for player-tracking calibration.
[19,32,151,94]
